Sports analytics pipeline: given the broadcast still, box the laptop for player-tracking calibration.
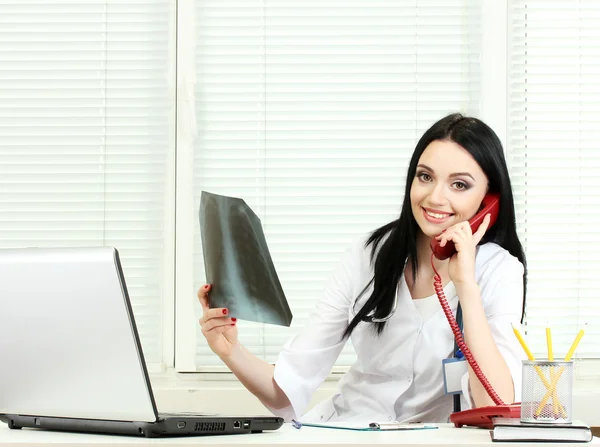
[0,247,284,437]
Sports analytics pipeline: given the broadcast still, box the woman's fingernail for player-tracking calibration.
[231,317,237,322]
[205,284,210,290]
[222,309,228,315]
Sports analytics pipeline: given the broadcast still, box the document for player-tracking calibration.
[291,420,438,432]
[199,191,293,327]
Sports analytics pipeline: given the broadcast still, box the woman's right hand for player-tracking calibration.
[197,284,239,358]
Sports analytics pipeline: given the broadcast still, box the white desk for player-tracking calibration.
[0,423,598,447]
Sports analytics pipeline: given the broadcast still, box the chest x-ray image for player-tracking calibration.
[199,191,293,327]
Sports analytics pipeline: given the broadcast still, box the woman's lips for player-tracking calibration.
[422,207,453,224]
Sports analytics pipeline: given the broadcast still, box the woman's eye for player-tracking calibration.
[453,181,468,190]
[418,172,431,182]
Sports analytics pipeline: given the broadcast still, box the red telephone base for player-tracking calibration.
[450,403,521,429]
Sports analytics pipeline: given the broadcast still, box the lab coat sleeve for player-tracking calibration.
[266,239,367,421]
[461,254,527,408]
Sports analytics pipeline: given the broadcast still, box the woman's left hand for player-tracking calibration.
[435,213,491,287]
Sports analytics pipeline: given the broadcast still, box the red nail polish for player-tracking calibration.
[222,309,228,315]
[231,317,237,322]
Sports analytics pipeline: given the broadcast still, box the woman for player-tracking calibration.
[197,113,527,423]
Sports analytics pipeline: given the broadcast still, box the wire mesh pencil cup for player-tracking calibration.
[520,360,573,423]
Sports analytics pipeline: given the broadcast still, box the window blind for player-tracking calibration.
[0,0,172,363]
[509,0,599,358]
[193,0,482,369]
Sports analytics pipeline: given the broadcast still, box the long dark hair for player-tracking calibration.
[344,113,527,338]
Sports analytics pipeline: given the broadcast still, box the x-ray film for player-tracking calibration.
[199,191,293,327]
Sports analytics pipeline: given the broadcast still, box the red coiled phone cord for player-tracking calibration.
[431,252,504,406]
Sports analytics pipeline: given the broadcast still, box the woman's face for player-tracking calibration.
[410,139,489,238]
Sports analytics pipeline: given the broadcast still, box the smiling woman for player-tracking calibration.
[196,113,529,424]
[411,140,489,233]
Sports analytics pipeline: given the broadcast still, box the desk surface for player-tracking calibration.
[0,423,598,447]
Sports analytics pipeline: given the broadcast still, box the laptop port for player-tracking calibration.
[177,421,186,429]
[243,421,250,429]
[233,421,241,429]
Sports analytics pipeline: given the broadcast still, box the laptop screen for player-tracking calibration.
[0,247,158,422]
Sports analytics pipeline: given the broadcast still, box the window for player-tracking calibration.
[188,0,482,370]
[0,0,174,364]
[508,0,599,359]
[3,1,596,373]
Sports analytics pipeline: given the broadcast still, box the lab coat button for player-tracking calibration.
[407,376,412,382]
[388,416,393,421]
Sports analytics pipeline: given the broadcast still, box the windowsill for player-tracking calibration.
[149,361,600,426]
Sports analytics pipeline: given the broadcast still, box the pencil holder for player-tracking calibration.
[520,360,573,423]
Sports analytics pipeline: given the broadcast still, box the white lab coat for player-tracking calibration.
[270,236,526,423]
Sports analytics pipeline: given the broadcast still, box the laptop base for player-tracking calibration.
[1,414,284,438]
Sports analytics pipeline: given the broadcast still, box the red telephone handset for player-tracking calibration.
[430,193,501,260]
[429,193,521,428]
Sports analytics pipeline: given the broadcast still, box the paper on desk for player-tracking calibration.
[199,191,293,327]
[292,420,438,431]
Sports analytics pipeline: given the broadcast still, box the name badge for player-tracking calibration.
[442,358,468,395]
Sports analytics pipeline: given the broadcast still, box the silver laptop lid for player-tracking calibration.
[0,247,158,423]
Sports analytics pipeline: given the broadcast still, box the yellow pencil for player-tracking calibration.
[564,325,586,361]
[512,324,564,416]
[545,327,560,417]
[546,327,554,361]
[535,325,585,418]
[512,323,535,360]
[511,324,553,390]
[536,367,567,418]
